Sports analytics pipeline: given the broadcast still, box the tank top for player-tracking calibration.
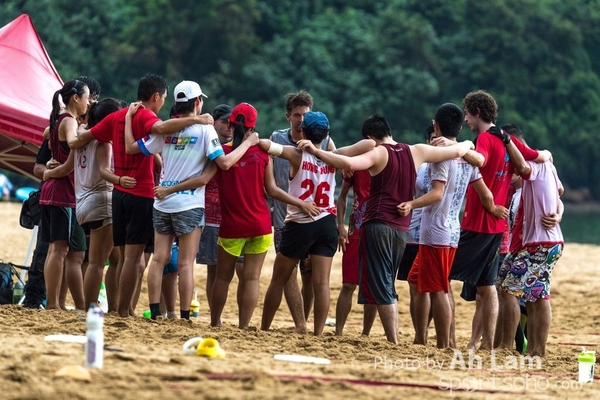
[271,129,330,228]
[364,142,415,232]
[40,113,76,208]
[75,139,113,224]
[285,150,337,223]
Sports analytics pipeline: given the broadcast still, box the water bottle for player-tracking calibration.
[190,288,200,317]
[85,302,104,368]
[98,282,108,313]
[12,280,24,304]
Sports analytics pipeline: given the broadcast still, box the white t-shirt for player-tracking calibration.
[74,139,113,225]
[407,163,430,244]
[138,123,224,213]
[420,158,481,247]
[285,150,337,223]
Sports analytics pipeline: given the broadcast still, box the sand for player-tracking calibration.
[0,201,598,399]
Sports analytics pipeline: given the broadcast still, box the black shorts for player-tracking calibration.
[279,214,338,260]
[358,221,408,305]
[450,230,502,286]
[112,190,154,247]
[41,205,87,251]
[397,243,418,281]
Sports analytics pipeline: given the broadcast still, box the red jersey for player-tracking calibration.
[216,146,271,238]
[91,108,160,199]
[364,143,416,232]
[462,132,538,234]
[344,169,371,237]
[40,113,76,207]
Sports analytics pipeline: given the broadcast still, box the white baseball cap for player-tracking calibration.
[173,80,207,102]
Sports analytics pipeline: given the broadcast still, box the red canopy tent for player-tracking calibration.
[0,14,63,181]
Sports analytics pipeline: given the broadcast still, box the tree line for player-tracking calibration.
[2,0,599,198]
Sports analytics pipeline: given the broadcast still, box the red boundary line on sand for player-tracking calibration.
[204,373,517,394]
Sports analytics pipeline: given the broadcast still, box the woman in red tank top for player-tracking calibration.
[39,79,90,310]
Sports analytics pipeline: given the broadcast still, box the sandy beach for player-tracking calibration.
[0,201,598,399]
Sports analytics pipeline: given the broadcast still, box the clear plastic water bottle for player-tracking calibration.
[85,302,104,368]
[12,280,24,304]
[98,282,108,313]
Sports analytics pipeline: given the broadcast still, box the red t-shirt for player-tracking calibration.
[216,145,271,238]
[91,108,160,199]
[462,132,539,234]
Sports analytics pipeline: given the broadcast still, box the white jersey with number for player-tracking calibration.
[285,150,337,224]
[138,123,224,213]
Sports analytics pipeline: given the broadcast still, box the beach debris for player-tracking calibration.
[54,365,92,381]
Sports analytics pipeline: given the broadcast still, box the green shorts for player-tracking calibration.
[217,234,273,257]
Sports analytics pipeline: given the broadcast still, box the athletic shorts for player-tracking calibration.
[153,207,204,237]
[397,243,418,281]
[341,234,360,285]
[81,218,112,236]
[274,227,312,276]
[449,230,502,286]
[41,205,87,251]
[112,190,154,247]
[498,244,563,303]
[218,234,273,257]
[461,253,505,301]
[163,243,179,275]
[358,221,408,305]
[197,226,243,265]
[407,245,456,293]
[279,214,338,260]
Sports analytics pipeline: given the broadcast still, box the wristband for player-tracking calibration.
[268,142,284,157]
[118,176,122,186]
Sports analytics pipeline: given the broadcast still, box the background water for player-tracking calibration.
[560,206,600,244]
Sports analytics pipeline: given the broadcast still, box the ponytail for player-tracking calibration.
[48,79,88,131]
[232,115,247,150]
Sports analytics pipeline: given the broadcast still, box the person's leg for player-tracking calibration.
[83,224,113,309]
[235,259,244,318]
[44,241,69,309]
[283,269,306,332]
[412,289,431,345]
[64,250,85,310]
[261,253,302,332]
[377,303,399,344]
[431,291,452,348]
[206,264,217,310]
[497,291,520,350]
[335,283,357,336]
[177,228,202,318]
[474,285,498,350]
[448,283,457,348]
[310,255,333,336]
[238,252,268,328]
[301,274,313,321]
[23,226,49,308]
[117,243,145,317]
[529,299,551,357]
[211,245,238,326]
[105,247,119,313]
[362,304,377,335]
[147,233,173,319]
[524,302,537,355]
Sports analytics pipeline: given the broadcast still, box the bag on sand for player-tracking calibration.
[0,261,27,305]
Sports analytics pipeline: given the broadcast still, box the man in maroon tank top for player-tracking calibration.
[298,115,473,344]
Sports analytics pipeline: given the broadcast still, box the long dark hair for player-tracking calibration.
[88,98,124,128]
[232,114,249,150]
[49,79,87,132]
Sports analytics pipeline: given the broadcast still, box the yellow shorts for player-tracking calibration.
[217,234,273,257]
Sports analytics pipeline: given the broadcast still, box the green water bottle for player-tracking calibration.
[12,280,24,304]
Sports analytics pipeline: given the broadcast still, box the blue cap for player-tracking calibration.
[302,111,330,130]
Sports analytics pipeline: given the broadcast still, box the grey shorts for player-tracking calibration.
[196,225,243,265]
[153,208,205,237]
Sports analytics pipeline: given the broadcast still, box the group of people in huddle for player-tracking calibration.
[22,73,563,356]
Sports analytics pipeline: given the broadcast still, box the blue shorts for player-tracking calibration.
[163,243,178,275]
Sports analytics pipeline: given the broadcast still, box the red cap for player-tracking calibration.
[230,103,258,128]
